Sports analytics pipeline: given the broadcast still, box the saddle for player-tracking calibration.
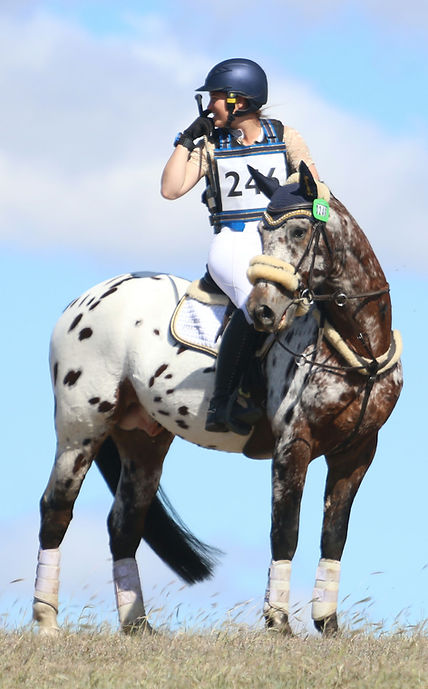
[170,272,274,459]
[170,271,233,357]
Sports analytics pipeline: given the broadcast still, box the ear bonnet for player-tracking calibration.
[248,161,331,228]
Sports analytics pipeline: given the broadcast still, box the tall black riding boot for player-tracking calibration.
[205,309,263,436]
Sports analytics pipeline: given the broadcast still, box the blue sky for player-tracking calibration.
[1,1,427,633]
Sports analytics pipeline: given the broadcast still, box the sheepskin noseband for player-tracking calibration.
[247,255,300,292]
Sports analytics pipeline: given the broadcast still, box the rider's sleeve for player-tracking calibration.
[188,139,213,177]
[283,126,316,174]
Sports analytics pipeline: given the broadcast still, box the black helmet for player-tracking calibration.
[196,58,268,113]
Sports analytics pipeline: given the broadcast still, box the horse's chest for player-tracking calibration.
[265,316,318,433]
[265,316,350,440]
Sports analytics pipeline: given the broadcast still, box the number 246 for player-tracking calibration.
[225,168,276,197]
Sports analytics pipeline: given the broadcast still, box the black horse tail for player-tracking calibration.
[94,437,220,584]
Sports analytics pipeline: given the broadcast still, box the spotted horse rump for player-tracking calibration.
[34,162,402,637]
[51,271,250,454]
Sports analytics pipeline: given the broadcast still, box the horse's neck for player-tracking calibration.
[325,198,392,358]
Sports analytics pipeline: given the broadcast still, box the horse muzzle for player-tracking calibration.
[251,301,277,332]
[246,255,304,333]
[247,282,299,333]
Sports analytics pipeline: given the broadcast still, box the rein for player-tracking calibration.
[301,286,391,308]
[274,321,376,453]
[249,214,402,452]
[273,313,402,453]
[274,311,402,378]
[248,223,390,314]
[250,216,401,377]
[292,219,390,308]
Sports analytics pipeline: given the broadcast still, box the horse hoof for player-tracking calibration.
[33,600,60,634]
[122,617,154,635]
[265,611,293,636]
[314,613,338,636]
[266,623,293,637]
[39,626,60,637]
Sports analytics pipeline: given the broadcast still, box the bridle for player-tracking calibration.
[291,216,390,313]
[252,209,390,338]
[248,208,399,452]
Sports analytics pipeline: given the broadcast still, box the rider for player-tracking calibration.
[161,58,319,435]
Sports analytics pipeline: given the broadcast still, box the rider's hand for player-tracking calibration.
[183,112,213,141]
[174,111,213,151]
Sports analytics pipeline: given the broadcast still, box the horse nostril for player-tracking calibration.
[254,304,275,328]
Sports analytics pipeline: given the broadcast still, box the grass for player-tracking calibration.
[1,617,427,689]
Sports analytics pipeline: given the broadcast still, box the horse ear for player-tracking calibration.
[298,160,318,201]
[247,165,280,199]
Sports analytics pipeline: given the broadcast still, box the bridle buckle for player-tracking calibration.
[300,288,314,305]
[334,292,347,307]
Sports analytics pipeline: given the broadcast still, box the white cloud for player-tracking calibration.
[186,0,428,31]
[0,9,426,276]
[268,75,428,273]
[303,0,428,28]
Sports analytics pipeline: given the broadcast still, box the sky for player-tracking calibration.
[1,1,427,634]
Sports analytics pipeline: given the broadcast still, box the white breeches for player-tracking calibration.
[207,222,262,323]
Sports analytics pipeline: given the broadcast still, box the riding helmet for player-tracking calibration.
[196,58,268,113]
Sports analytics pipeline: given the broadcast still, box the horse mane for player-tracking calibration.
[329,194,388,286]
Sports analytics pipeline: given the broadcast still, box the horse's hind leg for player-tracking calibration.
[108,427,173,633]
[33,444,94,633]
[312,432,378,635]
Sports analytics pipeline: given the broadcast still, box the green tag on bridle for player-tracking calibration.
[313,198,330,222]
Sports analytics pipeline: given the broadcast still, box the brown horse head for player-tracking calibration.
[247,163,391,358]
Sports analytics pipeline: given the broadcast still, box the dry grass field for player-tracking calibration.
[1,621,427,689]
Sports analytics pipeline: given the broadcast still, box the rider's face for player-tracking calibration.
[207,91,246,127]
[207,91,230,127]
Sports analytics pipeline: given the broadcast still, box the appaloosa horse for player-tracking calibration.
[33,163,402,636]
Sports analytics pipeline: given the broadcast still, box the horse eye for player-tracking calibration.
[291,227,306,239]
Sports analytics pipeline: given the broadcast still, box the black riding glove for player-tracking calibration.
[174,112,213,151]
[184,113,213,140]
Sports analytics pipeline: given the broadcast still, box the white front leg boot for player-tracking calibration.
[263,560,292,632]
[33,548,60,633]
[311,558,341,621]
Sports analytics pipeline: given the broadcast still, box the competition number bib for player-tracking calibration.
[217,151,288,213]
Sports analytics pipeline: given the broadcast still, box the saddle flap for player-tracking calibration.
[170,294,229,358]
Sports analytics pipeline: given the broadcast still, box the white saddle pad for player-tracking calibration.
[170,296,229,357]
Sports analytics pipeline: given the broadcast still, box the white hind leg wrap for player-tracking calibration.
[113,558,146,628]
[311,558,341,621]
[33,548,60,631]
[264,559,292,615]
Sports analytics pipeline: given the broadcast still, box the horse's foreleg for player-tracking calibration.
[108,428,173,633]
[33,446,93,633]
[313,432,378,635]
[265,438,312,635]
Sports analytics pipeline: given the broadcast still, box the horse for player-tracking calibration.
[33,163,402,637]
